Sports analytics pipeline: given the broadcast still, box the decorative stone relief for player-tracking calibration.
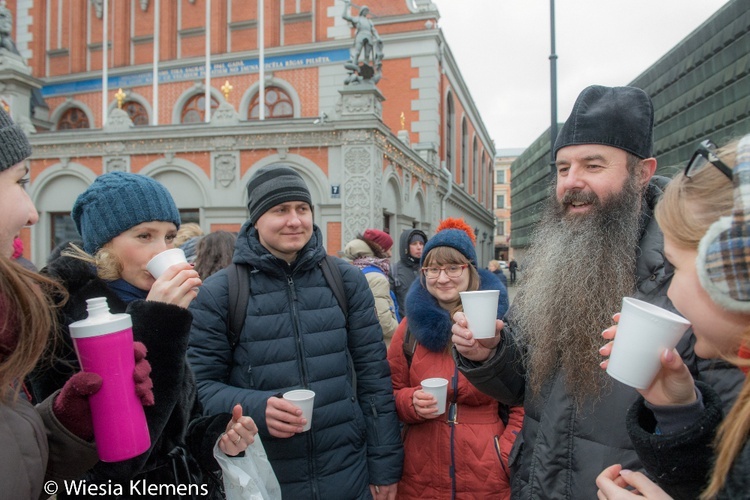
[277,148,288,160]
[104,156,129,173]
[104,108,134,132]
[105,142,126,155]
[404,171,411,203]
[91,0,103,19]
[212,152,238,188]
[210,102,240,126]
[342,145,382,243]
[210,137,237,150]
[140,0,149,11]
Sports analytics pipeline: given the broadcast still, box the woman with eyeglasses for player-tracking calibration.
[386,218,521,499]
[596,136,750,500]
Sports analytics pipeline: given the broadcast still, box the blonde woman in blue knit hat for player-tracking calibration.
[386,217,522,499]
[30,171,257,498]
[597,135,750,500]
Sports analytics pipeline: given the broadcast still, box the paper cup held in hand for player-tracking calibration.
[283,389,315,431]
[606,297,691,390]
[146,248,188,278]
[421,377,449,415]
[459,290,500,339]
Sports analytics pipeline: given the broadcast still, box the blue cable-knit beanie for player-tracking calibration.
[421,217,478,268]
[72,171,181,254]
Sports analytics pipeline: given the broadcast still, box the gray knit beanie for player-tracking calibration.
[0,107,32,171]
[246,164,312,224]
[72,171,181,254]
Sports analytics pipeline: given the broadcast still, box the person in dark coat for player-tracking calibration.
[30,172,257,498]
[508,259,518,285]
[188,164,403,499]
[488,259,508,290]
[452,85,745,499]
[389,228,427,317]
[597,136,750,499]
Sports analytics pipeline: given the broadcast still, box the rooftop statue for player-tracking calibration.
[342,0,383,85]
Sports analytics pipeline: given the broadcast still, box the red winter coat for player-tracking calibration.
[388,319,523,499]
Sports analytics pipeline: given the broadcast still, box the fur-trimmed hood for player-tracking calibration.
[405,268,508,352]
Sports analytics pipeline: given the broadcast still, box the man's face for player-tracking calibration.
[408,239,424,259]
[555,144,637,216]
[255,201,313,263]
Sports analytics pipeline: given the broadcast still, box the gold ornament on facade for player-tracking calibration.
[115,88,127,109]
[400,112,405,130]
[221,80,233,101]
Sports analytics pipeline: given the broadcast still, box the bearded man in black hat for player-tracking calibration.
[451,85,743,499]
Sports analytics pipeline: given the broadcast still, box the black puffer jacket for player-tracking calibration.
[454,178,745,499]
[30,255,230,499]
[389,229,427,317]
[188,222,403,499]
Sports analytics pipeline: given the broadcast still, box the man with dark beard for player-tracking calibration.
[451,85,744,499]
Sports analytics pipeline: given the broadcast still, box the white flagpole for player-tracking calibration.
[259,0,264,120]
[152,0,160,125]
[205,0,211,122]
[102,0,109,127]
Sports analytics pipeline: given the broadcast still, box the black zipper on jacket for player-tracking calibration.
[286,274,309,388]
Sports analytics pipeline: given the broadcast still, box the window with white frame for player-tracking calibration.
[496,169,505,184]
[496,194,505,209]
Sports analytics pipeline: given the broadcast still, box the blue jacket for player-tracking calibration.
[188,221,403,499]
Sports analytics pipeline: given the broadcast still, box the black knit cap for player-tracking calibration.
[246,164,312,224]
[0,107,32,172]
[553,85,654,160]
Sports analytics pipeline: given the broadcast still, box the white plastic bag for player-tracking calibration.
[213,434,282,500]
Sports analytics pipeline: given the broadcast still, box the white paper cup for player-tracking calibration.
[606,297,691,390]
[146,248,188,278]
[459,290,500,339]
[421,378,449,415]
[283,389,315,431]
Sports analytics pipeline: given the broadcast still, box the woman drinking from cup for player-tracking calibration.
[597,135,750,499]
[387,217,522,499]
[30,171,257,498]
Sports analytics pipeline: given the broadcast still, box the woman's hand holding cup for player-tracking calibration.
[600,313,696,407]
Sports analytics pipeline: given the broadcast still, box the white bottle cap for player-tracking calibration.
[69,297,133,338]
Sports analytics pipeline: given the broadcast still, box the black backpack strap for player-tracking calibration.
[226,263,251,350]
[319,255,357,396]
[320,255,348,319]
[403,326,417,368]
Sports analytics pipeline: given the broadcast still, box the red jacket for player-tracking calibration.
[388,319,523,499]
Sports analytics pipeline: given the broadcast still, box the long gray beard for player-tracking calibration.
[513,176,643,408]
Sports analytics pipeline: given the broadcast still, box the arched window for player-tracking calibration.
[180,94,220,123]
[446,92,455,176]
[248,86,294,119]
[122,101,149,126]
[461,118,468,186]
[480,151,486,203]
[57,107,90,129]
[473,136,478,195]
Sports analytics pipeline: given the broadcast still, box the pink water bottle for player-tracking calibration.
[68,297,151,462]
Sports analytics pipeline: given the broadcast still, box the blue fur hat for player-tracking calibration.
[421,217,478,268]
[72,171,181,254]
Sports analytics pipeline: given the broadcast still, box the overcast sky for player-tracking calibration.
[435,0,731,151]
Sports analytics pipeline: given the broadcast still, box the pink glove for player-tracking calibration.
[133,341,155,406]
[53,371,102,441]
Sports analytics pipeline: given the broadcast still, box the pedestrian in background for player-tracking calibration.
[343,228,399,342]
[488,259,508,290]
[390,229,427,317]
[194,230,237,280]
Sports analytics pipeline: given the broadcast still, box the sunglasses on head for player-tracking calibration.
[684,139,732,180]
